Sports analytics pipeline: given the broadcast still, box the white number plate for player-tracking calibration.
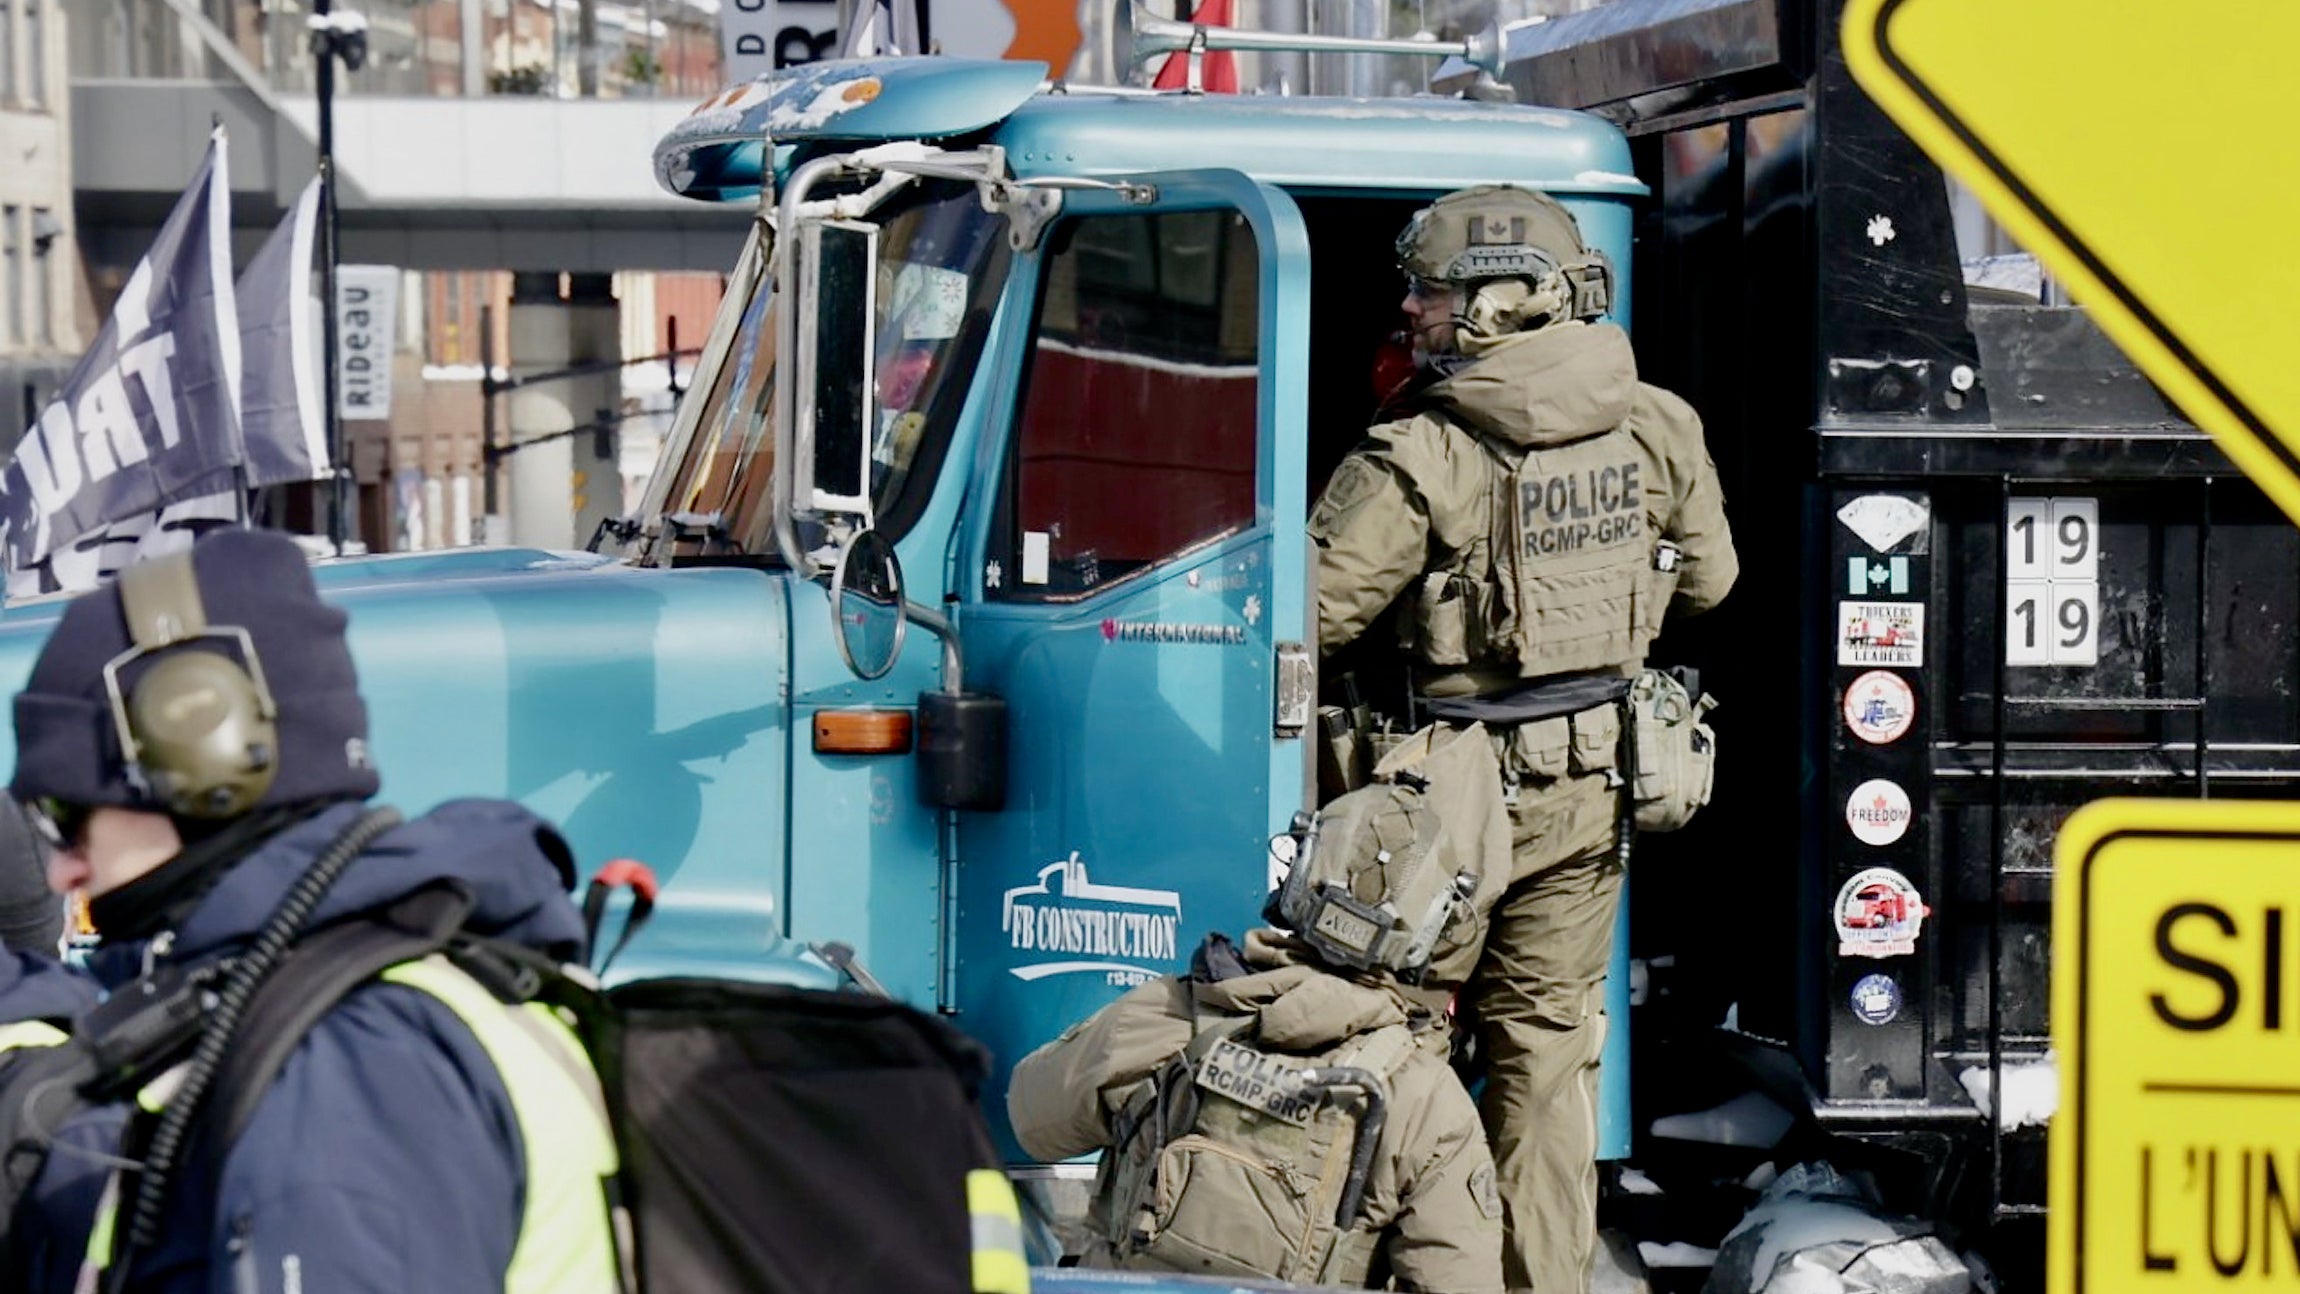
[2006,497,2099,667]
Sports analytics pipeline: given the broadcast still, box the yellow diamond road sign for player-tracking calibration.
[1843,0,2300,525]
[2053,800,2300,1294]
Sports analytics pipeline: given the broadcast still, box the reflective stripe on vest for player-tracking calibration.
[967,1169,1031,1294]
[381,955,620,1294]
[0,1020,68,1052]
[78,956,619,1294]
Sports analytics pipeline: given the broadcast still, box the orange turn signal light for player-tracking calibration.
[813,709,915,756]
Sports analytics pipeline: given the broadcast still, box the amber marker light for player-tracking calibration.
[813,709,915,755]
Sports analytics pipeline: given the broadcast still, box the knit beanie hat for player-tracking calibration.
[11,528,379,812]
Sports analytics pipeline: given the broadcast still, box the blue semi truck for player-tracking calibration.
[630,51,1653,1165]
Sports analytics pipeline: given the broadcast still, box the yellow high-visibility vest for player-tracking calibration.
[80,954,621,1293]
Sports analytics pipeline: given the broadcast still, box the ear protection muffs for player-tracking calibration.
[1564,252,1614,322]
[99,552,280,818]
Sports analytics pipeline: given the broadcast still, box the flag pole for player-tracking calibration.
[311,0,364,554]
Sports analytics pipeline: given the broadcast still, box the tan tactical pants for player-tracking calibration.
[1468,767,1622,1294]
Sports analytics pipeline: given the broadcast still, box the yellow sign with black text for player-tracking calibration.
[1842,1,2300,527]
[2053,800,2300,1293]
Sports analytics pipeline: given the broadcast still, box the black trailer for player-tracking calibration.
[1454,0,2300,1282]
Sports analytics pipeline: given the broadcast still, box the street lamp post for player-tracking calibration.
[308,0,367,553]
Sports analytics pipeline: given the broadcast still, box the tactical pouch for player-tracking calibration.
[1505,716,1574,783]
[1317,705,1368,800]
[1135,1132,1321,1279]
[1400,572,1488,667]
[1568,704,1621,778]
[1628,668,1717,833]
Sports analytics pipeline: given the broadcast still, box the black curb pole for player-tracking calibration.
[314,0,349,554]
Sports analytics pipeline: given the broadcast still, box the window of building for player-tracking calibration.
[2,207,22,351]
[30,208,54,348]
[992,209,1260,600]
[1,0,16,104]
[24,0,42,106]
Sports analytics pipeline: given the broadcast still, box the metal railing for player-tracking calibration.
[69,0,723,99]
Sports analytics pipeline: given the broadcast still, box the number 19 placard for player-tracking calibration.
[2006,496,2099,667]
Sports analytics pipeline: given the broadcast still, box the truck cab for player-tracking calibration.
[629,56,1651,1159]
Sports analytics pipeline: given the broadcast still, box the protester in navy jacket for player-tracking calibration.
[0,529,620,1294]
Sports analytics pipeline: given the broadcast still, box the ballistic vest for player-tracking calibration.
[1402,421,1665,682]
[1098,1011,1419,1288]
[71,955,620,1294]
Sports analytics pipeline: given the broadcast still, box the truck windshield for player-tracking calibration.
[652,179,1012,560]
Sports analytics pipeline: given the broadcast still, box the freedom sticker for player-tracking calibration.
[1846,778,1914,847]
[1850,973,1903,1025]
[1196,1039,1318,1127]
[1835,867,1930,959]
[1838,601,1925,667]
[1842,671,1916,745]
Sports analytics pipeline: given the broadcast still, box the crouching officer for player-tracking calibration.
[1007,729,1510,1294]
[0,528,620,1293]
[1311,185,1739,1294]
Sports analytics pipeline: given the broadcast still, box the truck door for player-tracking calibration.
[950,171,1313,1153]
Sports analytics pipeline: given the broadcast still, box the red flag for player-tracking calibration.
[1151,0,1240,92]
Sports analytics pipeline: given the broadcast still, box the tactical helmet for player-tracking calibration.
[1264,774,1483,981]
[1394,184,1613,325]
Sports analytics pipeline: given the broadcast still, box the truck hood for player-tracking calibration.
[0,548,832,989]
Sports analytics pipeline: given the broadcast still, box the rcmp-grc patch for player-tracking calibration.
[1469,1163,1503,1219]
[1196,1039,1318,1127]
[1310,458,1384,536]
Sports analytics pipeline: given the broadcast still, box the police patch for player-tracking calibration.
[1469,1163,1503,1219]
[1310,458,1384,537]
[1518,459,1643,557]
[1196,1039,1318,1127]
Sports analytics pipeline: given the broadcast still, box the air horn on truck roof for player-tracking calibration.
[1117,0,1509,89]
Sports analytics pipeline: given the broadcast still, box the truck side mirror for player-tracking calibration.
[794,219,876,518]
[827,531,1009,812]
[830,530,907,681]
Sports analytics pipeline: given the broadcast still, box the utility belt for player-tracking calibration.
[1320,669,1716,839]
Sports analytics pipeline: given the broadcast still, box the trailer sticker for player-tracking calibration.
[1842,671,1916,745]
[1850,973,1903,1025]
[984,560,1003,590]
[1835,867,1929,959]
[1836,494,1929,553]
[1865,214,1897,247]
[1846,555,1911,596]
[1021,532,1050,585]
[1846,779,1914,847]
[1003,853,1183,987]
[1837,601,1925,667]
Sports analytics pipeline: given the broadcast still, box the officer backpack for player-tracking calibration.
[1098,998,1424,1288]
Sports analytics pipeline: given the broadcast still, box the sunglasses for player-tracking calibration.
[1403,275,1453,303]
[24,797,92,851]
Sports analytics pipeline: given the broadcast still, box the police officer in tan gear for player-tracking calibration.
[1008,727,1511,1294]
[1310,185,1738,1294]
